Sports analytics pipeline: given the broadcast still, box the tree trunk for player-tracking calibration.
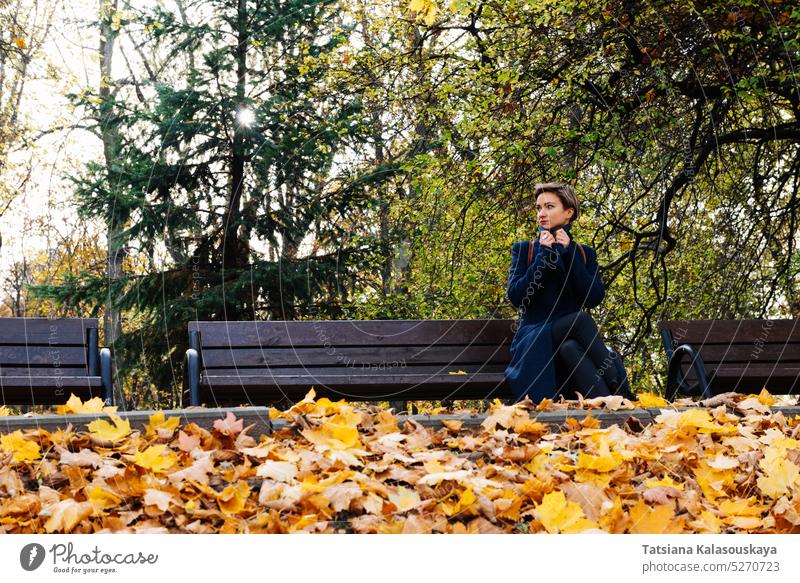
[99,0,125,407]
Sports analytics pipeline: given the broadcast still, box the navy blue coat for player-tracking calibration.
[504,223,605,401]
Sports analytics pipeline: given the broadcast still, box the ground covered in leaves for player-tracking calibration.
[1,390,800,533]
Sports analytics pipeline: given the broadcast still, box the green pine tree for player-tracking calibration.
[33,0,387,406]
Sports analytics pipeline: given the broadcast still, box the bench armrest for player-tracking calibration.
[666,343,712,400]
[184,348,200,407]
[100,347,114,406]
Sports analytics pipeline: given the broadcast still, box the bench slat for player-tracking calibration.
[198,372,510,403]
[191,320,516,348]
[0,378,102,406]
[200,344,512,368]
[0,346,89,367]
[0,376,102,387]
[0,366,95,377]
[674,344,800,364]
[203,364,510,376]
[0,318,97,345]
[661,319,800,344]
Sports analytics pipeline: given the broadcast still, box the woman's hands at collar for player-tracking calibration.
[538,226,571,250]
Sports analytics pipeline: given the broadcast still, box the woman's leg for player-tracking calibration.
[551,311,619,396]
[551,312,612,371]
[557,339,611,398]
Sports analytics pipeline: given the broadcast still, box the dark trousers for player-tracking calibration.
[551,311,617,399]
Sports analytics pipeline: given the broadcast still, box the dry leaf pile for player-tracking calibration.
[1,389,799,533]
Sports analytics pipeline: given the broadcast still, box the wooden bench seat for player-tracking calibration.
[0,317,114,406]
[183,319,516,406]
[658,318,800,400]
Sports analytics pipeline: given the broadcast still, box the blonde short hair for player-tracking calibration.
[532,182,580,223]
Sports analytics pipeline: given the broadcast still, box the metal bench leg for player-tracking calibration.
[666,344,712,401]
[100,347,114,406]
[185,348,200,406]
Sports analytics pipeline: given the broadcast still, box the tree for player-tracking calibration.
[35,0,379,404]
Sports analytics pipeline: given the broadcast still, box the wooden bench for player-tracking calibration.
[659,318,800,400]
[183,319,518,407]
[0,317,114,406]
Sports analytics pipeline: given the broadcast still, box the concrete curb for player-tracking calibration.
[3,406,798,436]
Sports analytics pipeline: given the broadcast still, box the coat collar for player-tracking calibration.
[538,222,573,236]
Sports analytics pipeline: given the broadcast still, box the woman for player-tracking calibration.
[505,182,631,402]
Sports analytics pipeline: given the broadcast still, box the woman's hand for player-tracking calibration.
[554,228,571,247]
[539,229,555,248]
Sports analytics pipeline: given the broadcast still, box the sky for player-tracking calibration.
[0,0,105,282]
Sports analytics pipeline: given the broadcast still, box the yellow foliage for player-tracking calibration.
[629,500,683,533]
[388,486,422,513]
[0,430,41,462]
[757,438,800,498]
[217,481,251,515]
[42,500,93,533]
[144,411,180,437]
[133,445,178,474]
[86,486,122,513]
[636,392,669,407]
[55,393,116,415]
[536,490,598,533]
[408,0,439,25]
[87,413,131,443]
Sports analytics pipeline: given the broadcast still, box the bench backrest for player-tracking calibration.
[189,319,516,376]
[659,318,800,391]
[0,317,99,377]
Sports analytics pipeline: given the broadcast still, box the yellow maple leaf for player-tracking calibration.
[577,451,623,472]
[757,388,776,406]
[718,497,765,530]
[689,510,722,534]
[536,490,599,533]
[133,444,177,473]
[55,393,116,415]
[144,410,180,437]
[86,486,122,513]
[629,499,683,533]
[645,476,685,491]
[217,481,251,515]
[301,410,363,450]
[718,497,763,517]
[636,392,669,407]
[441,487,476,516]
[598,496,628,533]
[0,406,11,416]
[757,440,800,498]
[0,430,41,462]
[388,486,422,513]
[13,37,27,49]
[87,412,131,442]
[693,459,735,500]
[43,499,93,533]
[677,409,736,435]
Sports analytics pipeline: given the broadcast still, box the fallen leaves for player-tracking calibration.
[1,389,799,533]
[133,445,178,474]
[87,413,131,444]
[536,491,598,533]
[0,430,41,463]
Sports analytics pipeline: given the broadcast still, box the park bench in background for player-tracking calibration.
[183,319,517,407]
[0,317,113,406]
[659,318,800,400]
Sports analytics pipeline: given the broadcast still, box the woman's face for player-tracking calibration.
[535,192,574,230]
